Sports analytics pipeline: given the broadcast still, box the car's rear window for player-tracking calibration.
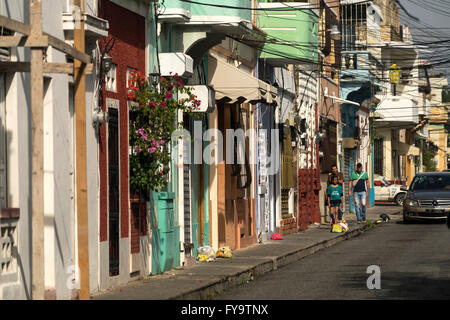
[410,175,450,191]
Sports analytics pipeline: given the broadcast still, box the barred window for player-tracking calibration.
[374,138,384,176]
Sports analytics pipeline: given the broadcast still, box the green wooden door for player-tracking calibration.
[150,191,180,274]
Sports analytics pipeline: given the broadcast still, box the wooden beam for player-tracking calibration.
[44,62,94,75]
[0,14,91,63]
[0,15,31,35]
[0,62,31,73]
[47,34,91,64]
[73,0,90,301]
[0,62,93,75]
[0,35,48,47]
[30,0,45,301]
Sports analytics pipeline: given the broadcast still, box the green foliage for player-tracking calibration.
[128,72,200,192]
[365,220,375,229]
[423,150,437,172]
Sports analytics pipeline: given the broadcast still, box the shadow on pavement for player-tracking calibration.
[374,203,400,207]
[396,220,447,225]
[340,270,450,299]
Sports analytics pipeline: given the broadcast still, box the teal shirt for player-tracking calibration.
[327,184,343,201]
[350,171,369,193]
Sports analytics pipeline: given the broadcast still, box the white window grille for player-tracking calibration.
[105,64,117,92]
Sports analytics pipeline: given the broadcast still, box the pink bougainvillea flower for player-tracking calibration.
[135,146,142,153]
[160,102,167,107]
[149,102,157,108]
[164,92,172,99]
[147,147,157,154]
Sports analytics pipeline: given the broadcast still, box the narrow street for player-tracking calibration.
[216,218,450,300]
[2,0,450,301]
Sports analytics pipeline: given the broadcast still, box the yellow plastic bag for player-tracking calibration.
[196,254,210,262]
[332,224,343,233]
[216,246,232,258]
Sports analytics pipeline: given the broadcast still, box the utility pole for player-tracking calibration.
[73,0,90,300]
[30,0,44,300]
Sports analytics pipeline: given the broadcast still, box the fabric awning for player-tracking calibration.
[208,55,278,105]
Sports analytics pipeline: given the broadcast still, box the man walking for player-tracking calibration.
[349,163,370,223]
[327,164,344,223]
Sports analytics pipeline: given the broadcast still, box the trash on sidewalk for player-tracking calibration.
[216,246,232,258]
[196,246,216,262]
[339,222,349,232]
[380,213,391,222]
[331,221,349,233]
[331,224,342,233]
[270,233,284,240]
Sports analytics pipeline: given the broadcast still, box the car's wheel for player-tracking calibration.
[395,193,406,206]
[403,211,411,224]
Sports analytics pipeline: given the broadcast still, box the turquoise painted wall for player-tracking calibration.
[161,0,251,22]
[256,2,318,63]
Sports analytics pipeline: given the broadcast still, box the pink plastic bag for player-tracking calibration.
[270,233,284,240]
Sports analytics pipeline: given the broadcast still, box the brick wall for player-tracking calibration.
[98,0,146,242]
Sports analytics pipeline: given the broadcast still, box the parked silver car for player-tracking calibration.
[402,172,450,224]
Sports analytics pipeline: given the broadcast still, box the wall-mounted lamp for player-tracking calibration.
[102,54,113,74]
[328,24,341,41]
[149,67,160,88]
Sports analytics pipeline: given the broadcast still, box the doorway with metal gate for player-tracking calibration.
[344,149,356,213]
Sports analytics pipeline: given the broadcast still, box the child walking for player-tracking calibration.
[327,175,343,225]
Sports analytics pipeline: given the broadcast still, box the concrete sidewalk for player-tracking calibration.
[92,205,402,300]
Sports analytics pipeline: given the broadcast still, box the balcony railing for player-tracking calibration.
[340,51,384,85]
[0,208,20,299]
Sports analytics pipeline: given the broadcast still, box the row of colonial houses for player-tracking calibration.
[0,0,448,299]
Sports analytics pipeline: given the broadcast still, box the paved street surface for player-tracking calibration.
[216,218,450,300]
[93,205,407,300]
